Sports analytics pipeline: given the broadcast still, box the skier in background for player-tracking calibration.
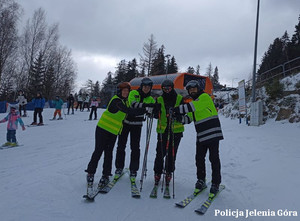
[0,104,26,147]
[173,80,224,195]
[67,94,75,115]
[89,97,98,120]
[16,90,27,117]
[82,94,90,112]
[76,93,83,111]
[52,96,64,120]
[31,92,45,126]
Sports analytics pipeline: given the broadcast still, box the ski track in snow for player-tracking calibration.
[0,109,299,221]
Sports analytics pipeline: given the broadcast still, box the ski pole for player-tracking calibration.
[140,114,153,192]
[171,116,175,198]
[161,109,173,193]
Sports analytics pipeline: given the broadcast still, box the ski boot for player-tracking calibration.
[150,173,161,198]
[114,168,123,180]
[86,173,94,198]
[130,171,137,184]
[10,142,18,147]
[195,179,207,192]
[31,122,37,125]
[210,183,220,196]
[58,117,63,120]
[98,175,109,189]
[163,173,172,199]
[38,122,44,126]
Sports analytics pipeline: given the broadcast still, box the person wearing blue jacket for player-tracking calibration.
[31,92,45,126]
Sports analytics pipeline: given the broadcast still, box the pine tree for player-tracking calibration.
[290,15,300,60]
[196,65,200,75]
[168,56,178,74]
[93,81,101,98]
[187,66,195,74]
[114,59,128,84]
[206,63,213,81]
[44,64,56,99]
[28,52,46,99]
[150,45,165,76]
[212,66,220,89]
[100,72,115,106]
[126,58,139,81]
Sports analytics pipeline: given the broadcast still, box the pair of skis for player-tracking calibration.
[83,169,141,201]
[175,184,225,215]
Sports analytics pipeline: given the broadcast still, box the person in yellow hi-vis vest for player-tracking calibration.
[85,82,146,196]
[150,79,191,198]
[114,77,158,182]
[173,80,224,195]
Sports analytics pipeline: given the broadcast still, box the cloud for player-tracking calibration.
[17,0,300,90]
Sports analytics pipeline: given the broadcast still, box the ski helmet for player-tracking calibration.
[161,79,174,89]
[186,80,201,91]
[117,82,131,91]
[140,77,153,87]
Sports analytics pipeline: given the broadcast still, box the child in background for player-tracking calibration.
[0,104,26,147]
[52,96,64,120]
[89,97,98,120]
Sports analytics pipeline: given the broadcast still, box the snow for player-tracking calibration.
[0,108,299,221]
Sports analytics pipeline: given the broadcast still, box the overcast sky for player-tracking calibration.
[17,0,300,89]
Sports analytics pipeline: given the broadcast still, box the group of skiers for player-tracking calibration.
[85,77,224,197]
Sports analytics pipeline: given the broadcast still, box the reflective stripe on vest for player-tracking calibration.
[97,95,127,135]
[156,94,184,133]
[191,93,223,143]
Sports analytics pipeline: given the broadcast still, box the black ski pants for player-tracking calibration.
[115,123,142,173]
[196,140,221,185]
[154,131,182,174]
[89,106,97,119]
[86,126,117,176]
[68,102,74,114]
[19,104,26,116]
[33,108,43,123]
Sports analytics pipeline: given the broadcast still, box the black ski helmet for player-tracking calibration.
[140,77,153,87]
[161,79,174,89]
[186,80,201,91]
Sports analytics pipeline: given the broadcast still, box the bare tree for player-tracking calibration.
[19,7,46,89]
[139,34,158,76]
[0,0,20,84]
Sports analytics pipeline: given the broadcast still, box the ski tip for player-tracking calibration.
[132,195,141,199]
[175,203,184,208]
[194,209,204,215]
[83,195,95,201]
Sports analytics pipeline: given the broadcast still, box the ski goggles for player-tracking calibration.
[162,86,172,92]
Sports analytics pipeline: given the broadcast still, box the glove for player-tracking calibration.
[173,107,180,115]
[174,113,182,122]
[22,126,26,131]
[145,107,154,116]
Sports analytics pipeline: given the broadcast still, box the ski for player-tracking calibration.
[194,184,225,215]
[83,189,99,201]
[130,177,140,198]
[99,170,126,193]
[0,144,24,150]
[175,182,211,208]
[149,185,158,198]
[26,124,47,127]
